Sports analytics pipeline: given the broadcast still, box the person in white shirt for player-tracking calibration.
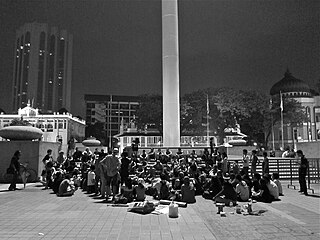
[235,174,249,201]
[265,174,279,200]
[87,165,96,194]
[242,149,250,175]
[272,172,283,196]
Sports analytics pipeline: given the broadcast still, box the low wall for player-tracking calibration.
[296,142,320,158]
[0,141,60,183]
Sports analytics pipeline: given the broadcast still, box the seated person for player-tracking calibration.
[264,174,279,200]
[188,162,200,178]
[213,175,237,206]
[58,174,76,197]
[134,178,146,201]
[195,174,207,195]
[154,174,170,200]
[148,148,156,161]
[181,176,196,203]
[52,171,64,194]
[252,172,261,193]
[120,178,134,203]
[272,172,283,196]
[235,174,250,202]
[231,160,239,175]
[154,160,164,175]
[139,150,148,163]
[202,175,222,199]
[252,177,275,203]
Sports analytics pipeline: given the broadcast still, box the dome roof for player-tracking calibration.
[270,70,311,96]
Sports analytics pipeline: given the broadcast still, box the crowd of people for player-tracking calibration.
[35,146,311,204]
[8,146,309,204]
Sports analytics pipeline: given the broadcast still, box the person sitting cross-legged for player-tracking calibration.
[181,176,196,203]
[57,174,76,197]
[213,174,237,206]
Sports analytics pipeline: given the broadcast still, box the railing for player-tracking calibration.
[133,147,320,193]
[227,157,320,194]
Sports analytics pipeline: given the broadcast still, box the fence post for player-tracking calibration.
[287,158,295,189]
[307,162,315,194]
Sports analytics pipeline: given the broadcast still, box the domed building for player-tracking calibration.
[269,69,320,150]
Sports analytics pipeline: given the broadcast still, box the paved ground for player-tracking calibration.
[0,181,319,240]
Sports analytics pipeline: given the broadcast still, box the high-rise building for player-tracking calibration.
[12,22,73,113]
[84,94,140,147]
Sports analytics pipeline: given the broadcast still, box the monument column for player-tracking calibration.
[162,0,180,147]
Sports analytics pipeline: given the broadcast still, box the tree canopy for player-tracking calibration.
[133,88,308,148]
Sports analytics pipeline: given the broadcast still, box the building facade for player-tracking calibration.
[270,70,320,150]
[0,104,85,153]
[12,22,73,113]
[84,94,140,147]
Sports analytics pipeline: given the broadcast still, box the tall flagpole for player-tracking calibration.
[162,0,180,147]
[270,98,275,151]
[280,91,284,150]
[206,94,210,146]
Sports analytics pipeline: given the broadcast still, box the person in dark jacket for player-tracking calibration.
[297,150,309,196]
[8,150,21,191]
[213,174,237,206]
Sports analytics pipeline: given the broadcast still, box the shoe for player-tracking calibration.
[298,190,303,192]
[304,193,308,196]
[8,188,15,191]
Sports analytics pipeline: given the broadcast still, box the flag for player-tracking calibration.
[280,92,283,112]
[206,94,210,115]
[269,98,273,110]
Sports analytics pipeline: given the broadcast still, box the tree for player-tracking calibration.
[263,96,308,148]
[85,121,105,144]
[135,94,163,135]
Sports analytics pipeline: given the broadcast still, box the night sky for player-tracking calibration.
[0,0,319,118]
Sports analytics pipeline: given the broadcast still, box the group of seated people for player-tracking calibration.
[207,171,283,206]
[42,147,284,206]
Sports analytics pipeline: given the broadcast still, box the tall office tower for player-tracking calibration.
[12,22,73,113]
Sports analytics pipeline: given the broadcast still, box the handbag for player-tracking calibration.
[6,167,14,174]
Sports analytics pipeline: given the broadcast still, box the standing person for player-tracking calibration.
[100,148,121,201]
[8,150,21,191]
[262,152,269,175]
[56,151,66,166]
[221,152,229,175]
[42,149,53,189]
[296,150,309,196]
[120,152,131,185]
[67,137,75,158]
[242,149,250,175]
[94,149,106,195]
[148,148,156,161]
[250,150,259,176]
[72,147,83,162]
[82,148,93,163]
[87,165,96,194]
[42,149,53,166]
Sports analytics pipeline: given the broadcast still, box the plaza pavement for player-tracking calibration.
[0,181,319,240]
